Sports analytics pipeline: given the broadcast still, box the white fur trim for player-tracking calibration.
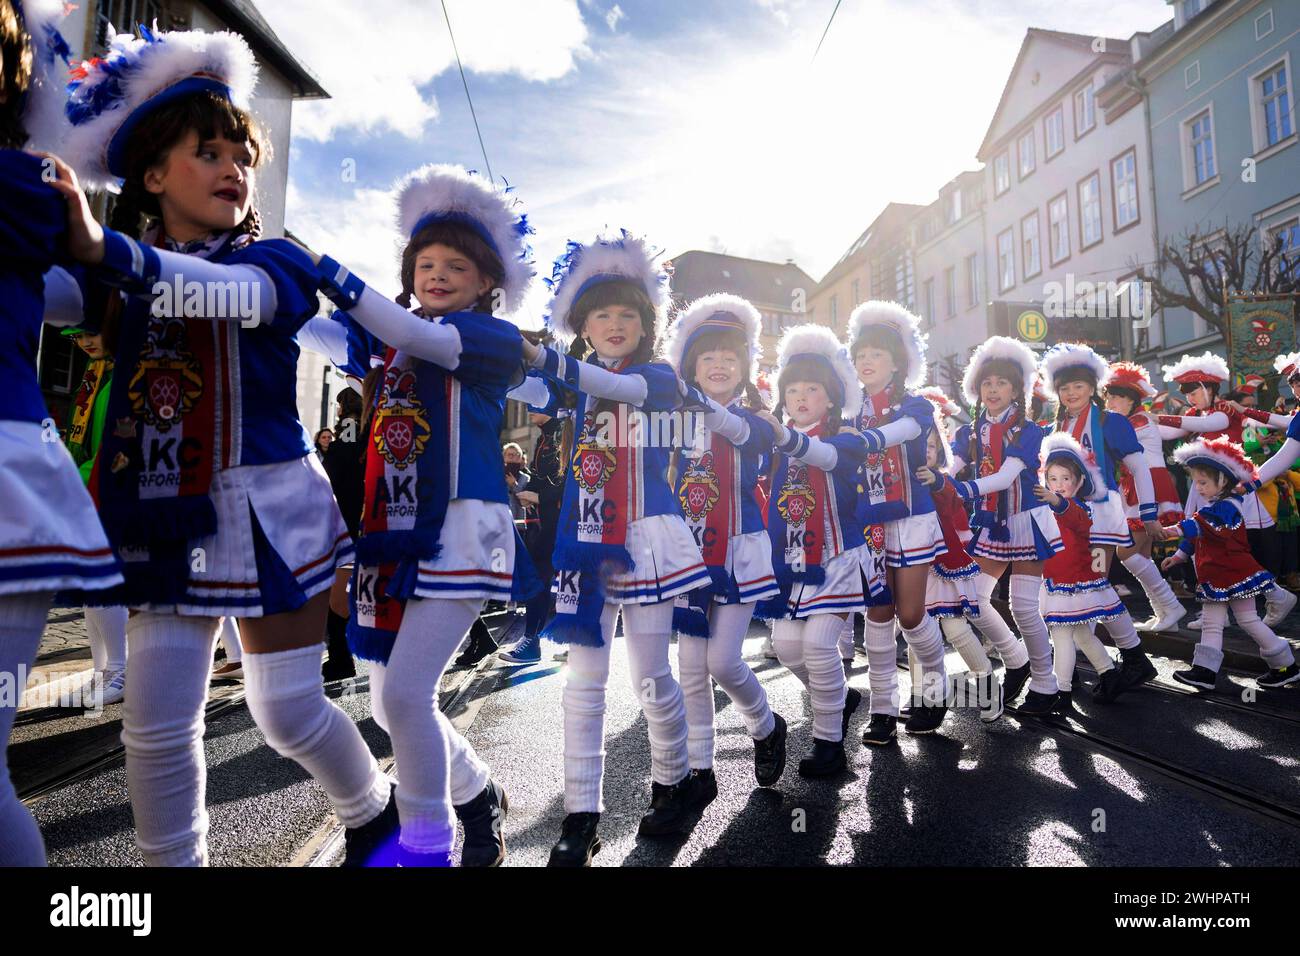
[545,232,669,345]
[17,0,72,152]
[1161,351,1228,385]
[393,164,534,315]
[1039,432,1105,500]
[1172,439,1255,484]
[63,25,259,192]
[662,292,761,377]
[961,335,1038,408]
[1102,362,1159,399]
[1039,343,1109,401]
[1274,351,1300,377]
[775,324,862,412]
[845,300,928,389]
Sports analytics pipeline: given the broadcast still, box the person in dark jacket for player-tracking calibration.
[321,387,364,680]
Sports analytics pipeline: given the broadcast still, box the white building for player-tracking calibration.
[976,28,1159,358]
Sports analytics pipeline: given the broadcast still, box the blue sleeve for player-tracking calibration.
[900,395,936,430]
[224,238,322,335]
[442,312,526,392]
[630,362,687,413]
[1006,420,1044,465]
[1103,411,1142,458]
[736,409,778,457]
[0,151,65,273]
[952,423,970,465]
[1288,415,1300,444]
[828,429,872,473]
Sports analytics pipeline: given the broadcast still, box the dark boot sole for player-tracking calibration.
[754,723,788,788]
[548,836,602,867]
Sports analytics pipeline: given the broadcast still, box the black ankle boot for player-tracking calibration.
[842,687,862,738]
[1118,646,1157,691]
[322,609,356,681]
[637,775,698,837]
[1093,667,1126,702]
[548,812,601,867]
[753,713,788,787]
[797,738,847,777]
[342,783,400,868]
[862,713,898,746]
[454,618,498,667]
[688,768,718,809]
[1017,689,1059,716]
[904,702,947,734]
[454,780,508,867]
[1054,689,1074,714]
[1002,662,1031,706]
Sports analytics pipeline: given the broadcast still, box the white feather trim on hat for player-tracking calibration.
[1172,437,1256,485]
[16,0,73,152]
[63,24,258,192]
[1161,351,1229,386]
[544,231,670,345]
[774,324,861,412]
[393,164,534,315]
[961,335,1038,408]
[1102,361,1159,399]
[1274,351,1300,378]
[662,293,761,378]
[845,300,928,389]
[1039,343,1110,401]
[1039,431,1105,501]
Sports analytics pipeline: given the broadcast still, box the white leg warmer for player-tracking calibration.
[864,616,900,716]
[561,604,617,814]
[622,600,689,787]
[677,632,715,770]
[973,572,1029,669]
[941,615,991,675]
[1122,553,1181,614]
[901,614,947,706]
[1009,573,1058,694]
[1229,598,1296,670]
[705,602,774,740]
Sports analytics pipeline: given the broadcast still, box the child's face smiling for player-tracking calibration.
[583,305,643,361]
[144,130,255,241]
[854,346,897,394]
[1045,462,1082,497]
[1057,379,1094,414]
[413,243,492,315]
[694,348,743,402]
[980,375,1015,413]
[785,380,832,428]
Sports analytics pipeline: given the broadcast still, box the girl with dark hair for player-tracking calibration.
[317,164,539,866]
[948,337,1058,715]
[842,302,951,742]
[523,233,724,864]
[1039,344,1161,702]
[0,0,123,866]
[663,293,788,793]
[51,25,392,867]
[751,325,876,777]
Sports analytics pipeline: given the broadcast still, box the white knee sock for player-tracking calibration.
[973,572,1029,669]
[1122,553,1180,614]
[217,616,242,663]
[120,611,219,866]
[0,593,51,866]
[1075,624,1116,674]
[381,597,490,853]
[1009,573,1057,694]
[901,614,947,705]
[864,617,899,716]
[838,612,855,659]
[623,600,689,786]
[677,632,714,770]
[1195,602,1229,673]
[243,642,389,831]
[562,604,617,813]
[1099,610,1141,650]
[85,605,128,672]
[1051,625,1078,692]
[941,615,991,676]
[706,602,774,741]
[802,615,848,742]
[1230,599,1296,669]
[368,661,390,735]
[772,618,809,685]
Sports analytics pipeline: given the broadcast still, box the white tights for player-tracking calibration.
[1050,623,1115,692]
[679,601,775,770]
[563,600,687,813]
[85,605,127,672]
[0,592,51,866]
[1195,600,1295,673]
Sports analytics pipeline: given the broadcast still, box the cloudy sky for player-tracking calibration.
[261,0,1170,318]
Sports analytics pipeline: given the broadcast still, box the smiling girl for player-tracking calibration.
[663,293,787,793]
[948,337,1057,715]
[53,26,391,867]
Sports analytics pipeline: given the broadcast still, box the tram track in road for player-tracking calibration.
[1075,660,1300,728]
[16,608,520,814]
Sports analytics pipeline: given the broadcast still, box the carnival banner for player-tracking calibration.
[1228,296,1297,405]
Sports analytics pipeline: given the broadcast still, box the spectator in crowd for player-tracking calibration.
[313,427,333,462]
[321,388,364,680]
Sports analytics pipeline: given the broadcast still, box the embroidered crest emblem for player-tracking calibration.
[776,465,816,526]
[373,367,431,467]
[573,417,617,493]
[127,317,202,431]
[678,451,720,521]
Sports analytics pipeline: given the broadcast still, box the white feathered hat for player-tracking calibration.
[545,231,670,345]
[1172,436,1256,484]
[1039,342,1110,401]
[845,300,928,389]
[62,23,258,192]
[1274,352,1300,379]
[961,335,1038,408]
[1102,361,1159,399]
[1039,432,1106,501]
[1161,351,1229,387]
[14,0,74,152]
[774,324,861,413]
[394,164,534,314]
[662,293,761,382]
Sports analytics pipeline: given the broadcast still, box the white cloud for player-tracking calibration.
[605,4,626,32]
[260,0,591,142]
